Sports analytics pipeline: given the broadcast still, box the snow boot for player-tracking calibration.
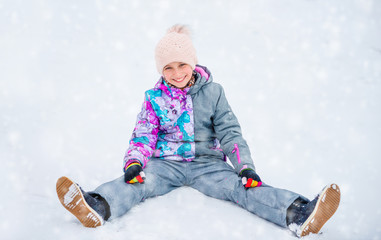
[287,183,341,237]
[56,176,111,228]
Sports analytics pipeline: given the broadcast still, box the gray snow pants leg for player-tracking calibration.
[93,158,307,227]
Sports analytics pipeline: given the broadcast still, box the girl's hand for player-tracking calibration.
[240,168,262,189]
[124,160,146,184]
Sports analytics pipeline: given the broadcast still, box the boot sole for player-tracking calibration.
[299,183,341,237]
[56,176,104,228]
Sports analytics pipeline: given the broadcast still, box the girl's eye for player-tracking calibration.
[164,67,172,71]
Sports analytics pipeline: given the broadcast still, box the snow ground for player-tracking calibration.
[1,0,381,239]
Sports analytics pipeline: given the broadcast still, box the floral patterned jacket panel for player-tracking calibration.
[124,79,195,169]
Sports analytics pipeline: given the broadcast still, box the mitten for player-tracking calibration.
[240,168,262,189]
[124,160,146,184]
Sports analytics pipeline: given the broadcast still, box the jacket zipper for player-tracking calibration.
[231,143,241,164]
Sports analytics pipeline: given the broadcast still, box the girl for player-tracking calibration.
[56,25,340,238]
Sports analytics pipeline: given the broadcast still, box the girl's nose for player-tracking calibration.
[173,68,182,78]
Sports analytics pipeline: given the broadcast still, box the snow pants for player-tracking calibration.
[93,157,308,227]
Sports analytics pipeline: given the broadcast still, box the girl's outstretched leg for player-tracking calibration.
[88,159,186,221]
[189,160,308,227]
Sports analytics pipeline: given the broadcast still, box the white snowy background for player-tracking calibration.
[1,0,380,239]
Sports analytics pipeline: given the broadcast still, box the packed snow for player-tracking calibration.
[1,0,380,239]
[63,184,78,207]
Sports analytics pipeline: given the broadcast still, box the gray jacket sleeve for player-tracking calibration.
[212,84,256,174]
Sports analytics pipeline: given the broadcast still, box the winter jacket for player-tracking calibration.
[124,65,255,174]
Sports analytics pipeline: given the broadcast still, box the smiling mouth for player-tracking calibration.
[172,76,187,82]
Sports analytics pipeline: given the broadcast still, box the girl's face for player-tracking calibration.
[162,62,193,89]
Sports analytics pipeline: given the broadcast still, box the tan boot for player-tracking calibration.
[299,183,341,237]
[56,176,104,227]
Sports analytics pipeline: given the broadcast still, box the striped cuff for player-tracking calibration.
[124,159,142,172]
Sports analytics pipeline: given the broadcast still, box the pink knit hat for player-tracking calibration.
[155,24,198,74]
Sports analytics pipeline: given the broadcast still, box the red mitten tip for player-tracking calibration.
[136,175,144,183]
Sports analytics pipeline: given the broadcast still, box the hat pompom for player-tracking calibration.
[167,24,191,36]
